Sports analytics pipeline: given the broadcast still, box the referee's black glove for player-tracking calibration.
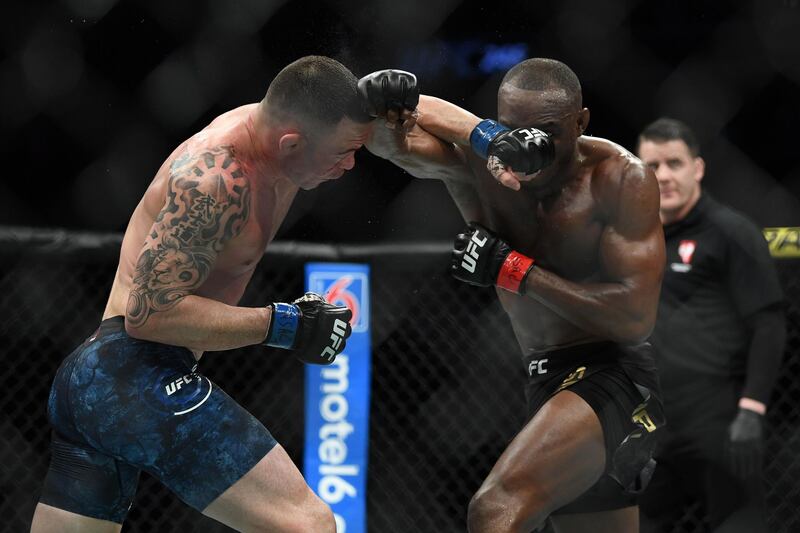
[725,408,764,479]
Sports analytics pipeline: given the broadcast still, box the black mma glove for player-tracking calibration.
[451,222,535,295]
[469,119,555,175]
[357,69,419,118]
[263,292,353,365]
[725,408,764,479]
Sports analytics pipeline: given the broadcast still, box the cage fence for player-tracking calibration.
[0,228,798,532]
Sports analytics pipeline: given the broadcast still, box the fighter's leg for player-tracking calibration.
[30,504,121,533]
[202,444,334,532]
[128,371,334,533]
[638,453,692,533]
[30,433,140,533]
[467,390,607,533]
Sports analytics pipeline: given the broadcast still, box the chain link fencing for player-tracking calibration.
[0,228,798,532]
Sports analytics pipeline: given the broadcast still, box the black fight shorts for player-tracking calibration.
[523,341,665,514]
[39,316,278,523]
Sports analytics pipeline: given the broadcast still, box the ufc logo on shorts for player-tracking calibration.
[165,374,194,396]
[320,319,348,362]
[528,358,548,376]
[461,232,488,273]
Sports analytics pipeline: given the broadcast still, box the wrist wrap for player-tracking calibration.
[738,398,767,415]
[496,251,535,294]
[264,303,301,349]
[470,119,509,159]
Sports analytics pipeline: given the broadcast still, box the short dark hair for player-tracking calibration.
[264,55,372,131]
[501,58,582,108]
[638,117,700,157]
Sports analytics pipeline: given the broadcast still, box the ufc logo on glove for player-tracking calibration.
[320,319,349,362]
[519,128,546,141]
[461,232,488,273]
[451,222,536,295]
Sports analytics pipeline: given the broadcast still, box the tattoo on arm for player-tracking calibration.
[487,155,506,178]
[127,146,251,328]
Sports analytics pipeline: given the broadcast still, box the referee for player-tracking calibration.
[635,118,786,532]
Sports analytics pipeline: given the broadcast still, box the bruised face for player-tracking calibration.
[284,118,373,190]
[497,83,587,187]
[637,139,704,223]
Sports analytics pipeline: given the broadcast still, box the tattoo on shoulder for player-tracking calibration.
[127,146,251,328]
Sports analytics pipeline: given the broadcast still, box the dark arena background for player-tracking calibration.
[2,1,799,532]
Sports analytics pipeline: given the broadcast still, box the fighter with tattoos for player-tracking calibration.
[31,56,377,533]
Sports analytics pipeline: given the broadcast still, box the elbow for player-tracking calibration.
[124,313,181,347]
[124,314,152,341]
[606,294,657,344]
[609,314,655,345]
[123,294,156,341]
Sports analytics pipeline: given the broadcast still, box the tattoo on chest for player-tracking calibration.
[127,146,251,328]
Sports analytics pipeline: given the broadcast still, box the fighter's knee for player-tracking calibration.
[467,481,550,533]
[285,491,335,533]
[243,490,334,533]
[467,485,502,532]
[468,484,528,532]
[306,496,336,533]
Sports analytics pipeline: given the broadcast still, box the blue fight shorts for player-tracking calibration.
[39,316,278,523]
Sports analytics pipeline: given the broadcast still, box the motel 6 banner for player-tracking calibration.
[304,263,371,533]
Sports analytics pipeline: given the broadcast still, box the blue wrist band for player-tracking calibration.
[469,119,510,159]
[264,303,301,349]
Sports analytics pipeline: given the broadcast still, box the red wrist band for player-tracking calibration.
[496,251,535,294]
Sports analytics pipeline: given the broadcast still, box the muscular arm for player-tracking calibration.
[523,161,665,344]
[125,146,270,351]
[414,95,481,147]
[365,101,482,221]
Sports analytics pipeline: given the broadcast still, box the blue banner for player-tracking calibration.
[304,263,370,533]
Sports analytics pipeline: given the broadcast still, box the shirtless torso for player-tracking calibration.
[103,103,368,356]
[367,70,664,532]
[370,97,663,352]
[103,104,299,326]
[32,54,374,533]
[461,136,661,353]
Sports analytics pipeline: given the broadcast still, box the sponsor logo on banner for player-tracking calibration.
[305,263,370,533]
[309,271,369,333]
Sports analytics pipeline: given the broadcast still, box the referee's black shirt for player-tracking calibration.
[650,194,784,392]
